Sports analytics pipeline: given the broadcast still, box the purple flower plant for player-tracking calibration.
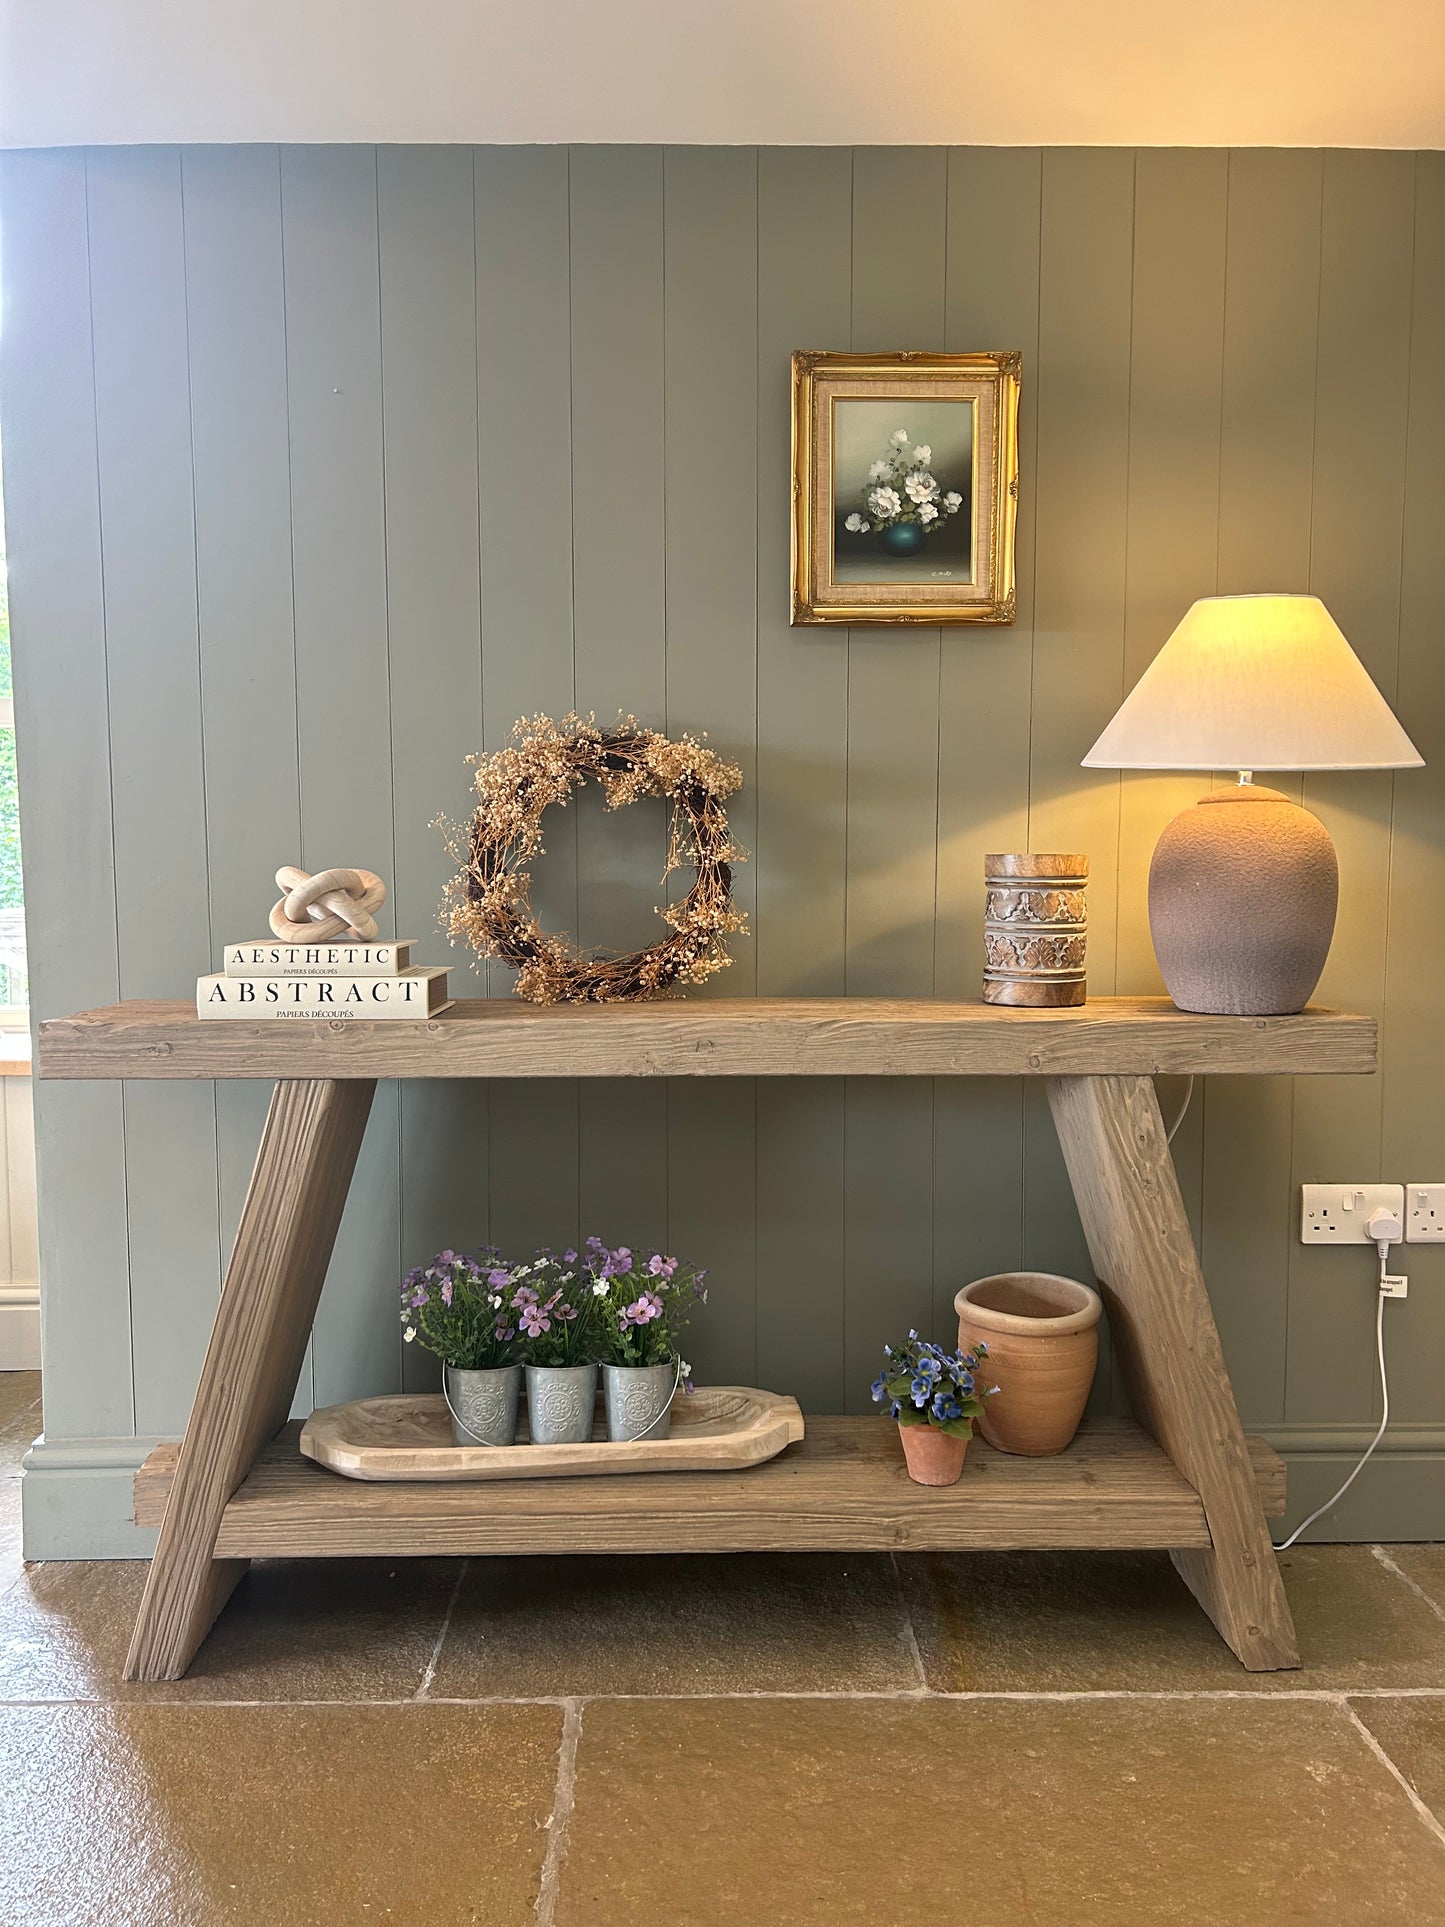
[621,1290,665,1329]
[584,1239,707,1379]
[399,1247,522,1372]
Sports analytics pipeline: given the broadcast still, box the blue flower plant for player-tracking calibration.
[871,1329,999,1440]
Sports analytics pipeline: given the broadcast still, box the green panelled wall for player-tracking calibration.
[2,145,1442,1550]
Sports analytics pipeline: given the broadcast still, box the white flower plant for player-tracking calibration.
[844,426,964,538]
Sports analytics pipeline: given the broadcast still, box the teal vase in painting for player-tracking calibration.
[878,521,924,558]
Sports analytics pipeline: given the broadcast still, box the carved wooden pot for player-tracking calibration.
[898,1422,970,1486]
[983,854,1088,1007]
[955,1272,1102,1457]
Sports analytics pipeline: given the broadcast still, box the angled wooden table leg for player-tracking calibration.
[125,1077,376,1681]
[1046,1073,1299,1672]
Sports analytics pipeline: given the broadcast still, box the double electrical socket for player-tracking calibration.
[1300,1182,1445,1244]
[1405,1183,1445,1242]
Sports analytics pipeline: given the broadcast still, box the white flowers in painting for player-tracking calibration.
[846,427,964,539]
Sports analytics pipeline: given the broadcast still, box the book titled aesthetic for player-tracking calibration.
[198,968,452,1021]
[223,939,416,976]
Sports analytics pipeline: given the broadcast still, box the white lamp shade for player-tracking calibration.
[1082,594,1423,772]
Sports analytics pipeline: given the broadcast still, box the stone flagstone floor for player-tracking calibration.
[2,1370,1443,1926]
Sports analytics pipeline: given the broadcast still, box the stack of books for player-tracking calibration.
[197,938,453,1022]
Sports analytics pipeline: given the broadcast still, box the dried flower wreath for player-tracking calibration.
[442,713,747,1004]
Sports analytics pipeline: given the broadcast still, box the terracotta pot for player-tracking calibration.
[955,1271,1102,1457]
[898,1421,970,1486]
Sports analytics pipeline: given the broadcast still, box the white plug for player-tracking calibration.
[1366,1206,1403,1247]
[1367,1207,1408,1298]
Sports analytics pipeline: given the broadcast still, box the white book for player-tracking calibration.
[222,939,417,977]
[198,968,452,1021]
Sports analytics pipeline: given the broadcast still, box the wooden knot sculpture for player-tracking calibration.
[268,866,387,943]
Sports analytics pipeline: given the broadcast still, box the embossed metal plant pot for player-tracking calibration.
[602,1361,677,1443]
[444,1363,522,1448]
[524,1363,599,1446]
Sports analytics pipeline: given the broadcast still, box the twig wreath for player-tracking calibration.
[442,713,747,1004]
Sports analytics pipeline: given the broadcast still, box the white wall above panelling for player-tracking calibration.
[3,0,1444,149]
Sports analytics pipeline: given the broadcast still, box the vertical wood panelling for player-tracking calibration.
[1024,150,1137,1362]
[182,146,306,1413]
[568,147,670,1250]
[0,148,133,1440]
[1287,152,1416,1425]
[279,146,398,1411]
[663,148,760,984]
[662,148,760,1383]
[85,148,223,1438]
[1205,149,1323,1423]
[753,147,852,1408]
[377,147,488,1387]
[474,147,582,1261]
[1116,150,1229,1274]
[843,149,947,1405]
[88,153,219,1420]
[1383,152,1445,1420]
[6,145,1444,1533]
[1115,151,1227,1006]
[932,148,1041,1336]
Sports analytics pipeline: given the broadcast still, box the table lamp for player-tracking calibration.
[1082,594,1422,1016]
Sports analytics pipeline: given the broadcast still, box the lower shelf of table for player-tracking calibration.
[134,1417,1285,1557]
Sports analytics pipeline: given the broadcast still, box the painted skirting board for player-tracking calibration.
[15,1425,1445,1560]
[0,1285,40,1371]
[21,1437,163,1561]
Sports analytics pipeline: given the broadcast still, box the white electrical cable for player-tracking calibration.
[1156,1082,1392,1549]
[1164,1075,1194,1145]
[1274,1243,1393,1552]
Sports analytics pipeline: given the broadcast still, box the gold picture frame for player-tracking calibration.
[791,350,1021,626]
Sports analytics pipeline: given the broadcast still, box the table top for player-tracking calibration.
[37,996,1377,1081]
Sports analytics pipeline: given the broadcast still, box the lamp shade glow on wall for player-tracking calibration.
[1084,595,1422,1016]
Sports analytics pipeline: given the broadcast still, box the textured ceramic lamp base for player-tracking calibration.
[1148,785,1339,1016]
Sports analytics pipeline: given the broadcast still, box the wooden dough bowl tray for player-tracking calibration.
[134,1418,1287,1559]
[298,1385,804,1482]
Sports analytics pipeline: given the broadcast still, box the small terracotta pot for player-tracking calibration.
[955,1271,1102,1457]
[898,1421,970,1487]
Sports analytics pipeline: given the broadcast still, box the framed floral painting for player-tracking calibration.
[790,350,1021,625]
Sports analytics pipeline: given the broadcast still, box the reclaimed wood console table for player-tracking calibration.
[38,996,1376,1681]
